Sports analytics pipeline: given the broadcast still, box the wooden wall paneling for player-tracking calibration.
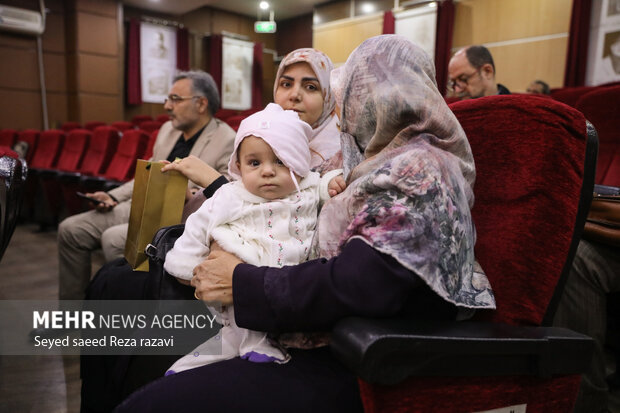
[78,54,119,94]
[79,94,121,123]
[276,14,313,56]
[43,52,68,92]
[452,0,571,47]
[0,90,42,130]
[46,92,69,129]
[42,13,66,53]
[73,0,117,17]
[262,52,275,108]
[488,37,569,92]
[0,46,39,90]
[76,12,118,55]
[313,14,383,65]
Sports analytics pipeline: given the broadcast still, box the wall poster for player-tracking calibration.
[141,23,177,104]
[221,37,253,110]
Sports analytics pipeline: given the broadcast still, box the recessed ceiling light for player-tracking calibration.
[259,1,270,10]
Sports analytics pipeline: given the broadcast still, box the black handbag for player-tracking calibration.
[144,224,196,300]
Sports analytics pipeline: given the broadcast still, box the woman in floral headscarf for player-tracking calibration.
[114,35,495,412]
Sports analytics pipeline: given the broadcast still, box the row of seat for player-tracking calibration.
[59,114,170,133]
[11,126,158,225]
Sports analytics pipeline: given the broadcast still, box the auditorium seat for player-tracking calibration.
[239,108,259,117]
[550,86,596,108]
[331,95,597,413]
[84,121,107,131]
[60,121,82,132]
[215,109,238,121]
[16,129,40,164]
[22,129,65,224]
[59,126,120,215]
[225,115,245,131]
[155,114,170,123]
[0,129,18,148]
[110,121,135,132]
[131,114,153,127]
[80,129,149,192]
[138,120,163,134]
[143,129,159,160]
[0,147,27,262]
[38,129,91,224]
[575,85,620,187]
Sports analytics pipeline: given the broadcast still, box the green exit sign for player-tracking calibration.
[254,21,276,33]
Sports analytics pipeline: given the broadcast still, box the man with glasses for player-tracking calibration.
[56,70,235,302]
[447,45,510,100]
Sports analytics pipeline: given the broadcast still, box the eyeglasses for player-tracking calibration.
[447,69,480,91]
[164,94,203,105]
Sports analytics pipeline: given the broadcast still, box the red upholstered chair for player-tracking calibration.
[0,129,18,148]
[29,129,65,170]
[84,121,106,131]
[550,86,596,108]
[0,149,27,262]
[331,95,597,413]
[215,108,238,121]
[61,121,82,132]
[131,114,153,127]
[39,129,92,223]
[138,120,163,134]
[575,85,620,187]
[239,108,259,117]
[21,129,65,222]
[59,126,120,215]
[16,129,40,164]
[110,121,135,133]
[143,129,159,160]
[443,96,460,104]
[225,115,245,132]
[155,114,170,123]
[80,129,149,192]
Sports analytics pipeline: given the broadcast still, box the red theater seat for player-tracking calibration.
[30,129,65,170]
[0,129,18,148]
[138,120,163,134]
[225,115,245,131]
[155,114,170,123]
[575,85,620,187]
[215,109,238,121]
[16,129,40,164]
[331,95,597,413]
[84,121,106,131]
[111,121,135,132]
[143,129,159,161]
[131,114,153,127]
[61,121,82,132]
[550,86,596,108]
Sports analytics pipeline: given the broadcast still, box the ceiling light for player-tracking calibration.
[259,1,269,10]
[361,3,375,14]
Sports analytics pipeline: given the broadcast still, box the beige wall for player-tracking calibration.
[452,0,572,92]
[313,14,384,66]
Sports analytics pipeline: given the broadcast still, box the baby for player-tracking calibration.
[163,103,343,374]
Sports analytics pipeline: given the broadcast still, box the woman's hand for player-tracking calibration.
[191,242,242,306]
[161,155,222,188]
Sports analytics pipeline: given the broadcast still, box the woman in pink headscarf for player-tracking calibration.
[162,48,340,191]
[115,36,495,412]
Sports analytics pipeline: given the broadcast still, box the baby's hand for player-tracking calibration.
[328,175,346,197]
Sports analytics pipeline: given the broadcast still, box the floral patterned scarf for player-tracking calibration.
[314,35,495,309]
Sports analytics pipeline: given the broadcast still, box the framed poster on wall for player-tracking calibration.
[140,23,177,104]
[221,37,253,110]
